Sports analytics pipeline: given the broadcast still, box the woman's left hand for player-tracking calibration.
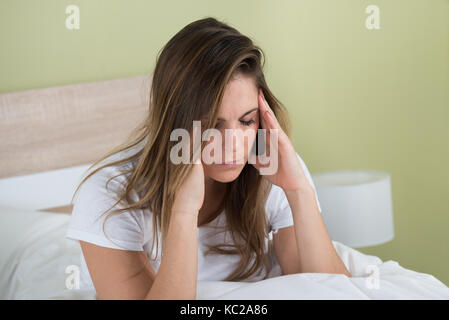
[252,89,313,194]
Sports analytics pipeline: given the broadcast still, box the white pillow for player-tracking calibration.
[0,206,66,271]
[0,205,96,299]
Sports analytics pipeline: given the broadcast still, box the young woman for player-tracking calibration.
[66,17,350,300]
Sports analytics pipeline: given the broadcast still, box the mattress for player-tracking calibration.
[0,205,448,300]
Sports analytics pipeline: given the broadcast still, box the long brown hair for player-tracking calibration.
[71,17,292,281]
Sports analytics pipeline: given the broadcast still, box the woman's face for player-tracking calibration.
[202,74,260,183]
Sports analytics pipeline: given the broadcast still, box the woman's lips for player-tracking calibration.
[218,159,244,167]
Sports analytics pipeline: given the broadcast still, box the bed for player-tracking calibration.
[0,75,448,300]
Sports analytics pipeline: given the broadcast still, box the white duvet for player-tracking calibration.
[0,207,448,300]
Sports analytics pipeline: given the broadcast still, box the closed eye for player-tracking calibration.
[240,119,255,126]
[214,119,256,129]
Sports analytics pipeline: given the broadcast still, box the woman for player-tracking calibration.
[66,17,350,300]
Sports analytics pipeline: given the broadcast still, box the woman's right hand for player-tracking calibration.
[172,126,205,216]
[172,160,205,216]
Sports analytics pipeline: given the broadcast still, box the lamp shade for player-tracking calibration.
[311,170,394,248]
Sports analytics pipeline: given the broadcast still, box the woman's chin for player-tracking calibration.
[205,164,245,183]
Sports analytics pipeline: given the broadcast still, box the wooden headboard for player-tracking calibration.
[0,74,153,212]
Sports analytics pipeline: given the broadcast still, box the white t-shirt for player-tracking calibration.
[65,148,322,290]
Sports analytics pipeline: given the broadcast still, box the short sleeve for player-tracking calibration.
[65,166,145,251]
[267,152,322,233]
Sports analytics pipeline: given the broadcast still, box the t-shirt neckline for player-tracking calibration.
[198,209,225,230]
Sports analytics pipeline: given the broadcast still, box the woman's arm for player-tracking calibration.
[285,188,351,276]
[82,159,204,299]
[80,241,156,299]
[145,210,199,299]
[255,89,350,276]
[147,156,204,299]
[81,204,200,300]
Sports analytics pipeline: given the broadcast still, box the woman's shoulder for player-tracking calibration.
[80,143,144,192]
[67,147,154,251]
[71,144,153,226]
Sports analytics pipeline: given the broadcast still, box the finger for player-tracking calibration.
[263,110,276,129]
[259,101,275,132]
[258,90,288,149]
[258,89,273,115]
[258,91,270,130]
[259,89,281,129]
[258,104,268,131]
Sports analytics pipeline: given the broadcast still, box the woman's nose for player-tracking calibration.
[223,128,243,155]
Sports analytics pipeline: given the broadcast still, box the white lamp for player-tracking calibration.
[311,170,395,248]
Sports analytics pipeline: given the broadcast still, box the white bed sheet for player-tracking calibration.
[0,206,448,300]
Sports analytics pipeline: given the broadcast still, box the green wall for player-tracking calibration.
[1,0,448,286]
